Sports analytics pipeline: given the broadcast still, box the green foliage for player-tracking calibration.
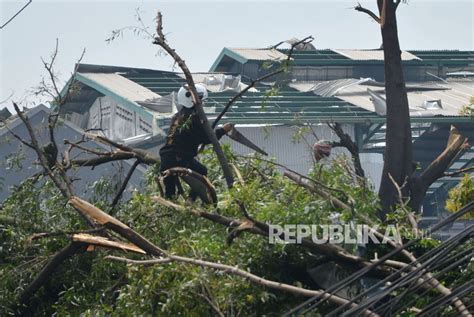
[0,179,88,315]
[260,86,281,110]
[0,147,467,315]
[3,149,26,171]
[458,96,473,117]
[445,173,474,219]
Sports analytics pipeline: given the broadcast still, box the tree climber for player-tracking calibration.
[159,84,233,200]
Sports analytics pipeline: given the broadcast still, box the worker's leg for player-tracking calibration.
[187,159,208,201]
[160,153,179,199]
[188,159,208,176]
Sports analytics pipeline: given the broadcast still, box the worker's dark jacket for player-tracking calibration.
[159,107,225,158]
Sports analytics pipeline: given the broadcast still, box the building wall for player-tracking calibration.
[0,108,145,203]
[219,124,380,189]
[87,96,153,141]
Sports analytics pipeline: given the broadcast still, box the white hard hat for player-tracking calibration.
[177,84,208,108]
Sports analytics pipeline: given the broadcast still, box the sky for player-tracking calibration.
[1,0,473,113]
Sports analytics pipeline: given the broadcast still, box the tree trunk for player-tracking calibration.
[378,1,413,218]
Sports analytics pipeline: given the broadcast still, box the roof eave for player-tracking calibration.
[74,72,153,121]
[209,48,249,72]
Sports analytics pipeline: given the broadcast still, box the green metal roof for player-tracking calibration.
[123,71,383,124]
[122,70,474,125]
[210,47,474,70]
[58,66,467,126]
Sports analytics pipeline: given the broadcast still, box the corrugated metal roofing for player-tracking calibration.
[74,65,471,126]
[121,71,381,124]
[292,78,473,117]
[79,73,161,102]
[228,48,289,61]
[216,48,473,68]
[332,49,421,61]
[176,73,258,93]
[408,50,474,60]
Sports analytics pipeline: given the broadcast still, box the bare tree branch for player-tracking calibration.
[72,233,146,254]
[0,119,35,149]
[355,2,381,24]
[388,173,419,234]
[27,227,105,242]
[444,166,474,177]
[12,102,72,198]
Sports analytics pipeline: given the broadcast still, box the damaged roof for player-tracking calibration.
[65,64,472,127]
[289,78,473,118]
[120,69,381,124]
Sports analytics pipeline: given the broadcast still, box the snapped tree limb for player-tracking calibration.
[410,126,470,212]
[68,196,165,256]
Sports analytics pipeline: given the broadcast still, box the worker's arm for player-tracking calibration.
[215,123,233,140]
[198,121,233,145]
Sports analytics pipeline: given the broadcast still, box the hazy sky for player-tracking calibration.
[1,0,473,112]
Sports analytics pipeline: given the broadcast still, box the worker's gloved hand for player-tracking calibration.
[222,123,234,133]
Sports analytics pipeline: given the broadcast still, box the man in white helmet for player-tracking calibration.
[159,84,233,200]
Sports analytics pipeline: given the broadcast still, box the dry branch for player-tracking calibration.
[72,233,146,254]
[12,102,72,198]
[444,166,474,177]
